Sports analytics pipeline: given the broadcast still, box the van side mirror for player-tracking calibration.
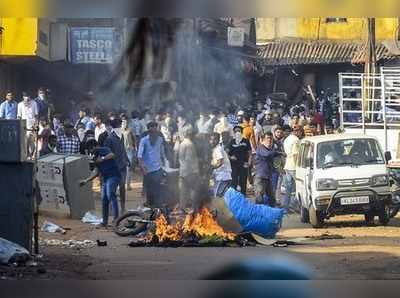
[385,151,392,163]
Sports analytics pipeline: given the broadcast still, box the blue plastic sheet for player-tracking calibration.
[224,188,284,238]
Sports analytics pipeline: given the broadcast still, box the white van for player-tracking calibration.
[295,134,392,228]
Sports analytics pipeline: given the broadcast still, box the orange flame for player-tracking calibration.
[154,208,235,242]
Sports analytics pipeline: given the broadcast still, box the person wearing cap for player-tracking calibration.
[57,123,80,154]
[228,126,251,195]
[138,121,167,207]
[282,124,302,211]
[104,118,129,213]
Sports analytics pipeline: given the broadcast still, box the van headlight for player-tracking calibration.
[317,178,337,191]
[371,175,389,187]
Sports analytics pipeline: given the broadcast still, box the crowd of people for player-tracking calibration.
[0,87,343,227]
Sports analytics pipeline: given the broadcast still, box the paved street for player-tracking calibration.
[3,177,398,280]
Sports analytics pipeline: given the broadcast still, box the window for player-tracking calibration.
[316,139,384,169]
[301,142,311,169]
[326,18,347,23]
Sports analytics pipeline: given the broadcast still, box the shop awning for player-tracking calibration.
[257,39,398,66]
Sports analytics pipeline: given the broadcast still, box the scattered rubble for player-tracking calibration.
[306,233,345,240]
[39,239,96,249]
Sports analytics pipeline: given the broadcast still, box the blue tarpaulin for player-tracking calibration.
[224,188,284,238]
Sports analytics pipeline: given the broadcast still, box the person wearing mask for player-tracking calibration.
[0,91,17,119]
[283,124,302,211]
[138,121,166,207]
[93,113,107,141]
[104,118,129,213]
[210,132,232,197]
[121,115,136,191]
[228,126,251,195]
[57,123,80,154]
[35,87,51,121]
[254,132,281,206]
[178,125,200,210]
[80,139,121,228]
[39,135,58,156]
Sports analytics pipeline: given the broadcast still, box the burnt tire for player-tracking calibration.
[309,205,324,228]
[378,205,390,226]
[113,211,148,237]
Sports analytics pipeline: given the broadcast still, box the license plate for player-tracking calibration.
[340,196,370,205]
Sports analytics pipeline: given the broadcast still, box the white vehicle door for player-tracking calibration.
[295,142,308,204]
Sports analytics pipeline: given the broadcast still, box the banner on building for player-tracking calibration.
[227,27,245,47]
[69,27,117,64]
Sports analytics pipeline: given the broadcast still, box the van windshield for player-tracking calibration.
[316,138,385,169]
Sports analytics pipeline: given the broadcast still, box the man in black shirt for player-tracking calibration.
[228,126,252,195]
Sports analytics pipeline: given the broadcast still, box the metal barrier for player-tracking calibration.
[339,67,400,151]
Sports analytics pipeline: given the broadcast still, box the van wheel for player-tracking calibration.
[364,212,375,226]
[309,205,324,228]
[378,205,390,226]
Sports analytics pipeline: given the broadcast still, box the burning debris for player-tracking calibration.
[127,207,253,247]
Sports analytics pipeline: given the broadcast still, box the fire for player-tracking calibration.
[153,208,235,243]
[183,208,236,240]
[154,214,181,242]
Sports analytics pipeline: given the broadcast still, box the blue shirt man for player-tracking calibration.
[80,141,121,227]
[0,92,18,119]
[138,134,166,173]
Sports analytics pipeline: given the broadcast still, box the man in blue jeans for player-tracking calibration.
[80,139,121,227]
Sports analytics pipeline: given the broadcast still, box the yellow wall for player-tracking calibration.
[0,18,38,56]
[256,18,399,43]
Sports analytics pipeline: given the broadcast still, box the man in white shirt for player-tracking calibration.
[94,113,107,141]
[283,124,302,211]
[210,132,232,197]
[17,92,38,130]
[178,125,200,209]
[17,92,39,159]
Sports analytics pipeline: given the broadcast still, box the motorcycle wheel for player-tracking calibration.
[389,206,400,218]
[113,211,148,237]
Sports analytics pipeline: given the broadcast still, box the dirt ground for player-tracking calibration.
[2,176,400,280]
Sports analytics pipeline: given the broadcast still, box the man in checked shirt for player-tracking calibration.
[57,123,81,154]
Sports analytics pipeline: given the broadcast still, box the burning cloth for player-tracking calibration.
[223,188,284,238]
